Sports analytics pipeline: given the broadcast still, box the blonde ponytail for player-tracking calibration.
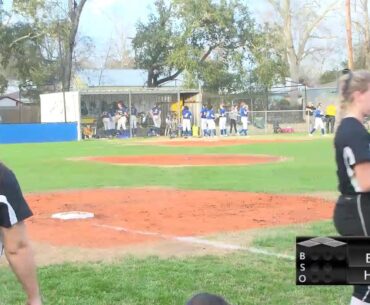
[339,69,370,119]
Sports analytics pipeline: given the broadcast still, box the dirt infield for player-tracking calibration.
[151,138,306,147]
[25,188,333,249]
[79,154,285,167]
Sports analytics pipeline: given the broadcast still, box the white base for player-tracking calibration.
[51,211,95,220]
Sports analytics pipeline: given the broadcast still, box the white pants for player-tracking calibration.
[109,118,116,129]
[153,115,161,128]
[207,119,216,130]
[183,119,191,132]
[102,118,110,130]
[241,116,248,130]
[219,117,227,130]
[201,118,207,131]
[130,115,137,129]
[314,117,324,129]
[117,116,127,130]
[350,296,370,305]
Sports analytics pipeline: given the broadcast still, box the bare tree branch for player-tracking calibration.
[156,46,214,86]
[297,1,338,60]
[268,0,282,15]
[301,46,327,60]
[308,34,337,40]
[10,32,44,48]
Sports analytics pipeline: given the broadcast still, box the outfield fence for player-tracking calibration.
[0,103,40,123]
[207,110,312,136]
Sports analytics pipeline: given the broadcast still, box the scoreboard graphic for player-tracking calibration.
[296,237,370,285]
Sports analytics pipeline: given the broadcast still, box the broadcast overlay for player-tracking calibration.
[296,237,370,285]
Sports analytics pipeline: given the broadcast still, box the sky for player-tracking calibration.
[79,0,154,56]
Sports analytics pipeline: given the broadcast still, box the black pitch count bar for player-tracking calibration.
[296,237,370,285]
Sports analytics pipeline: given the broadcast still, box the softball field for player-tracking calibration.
[0,135,350,305]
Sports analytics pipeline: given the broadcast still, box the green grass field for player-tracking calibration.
[0,136,352,305]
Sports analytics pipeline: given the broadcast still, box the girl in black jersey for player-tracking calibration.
[334,70,370,305]
[0,162,42,304]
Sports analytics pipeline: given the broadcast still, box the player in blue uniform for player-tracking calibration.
[219,103,227,136]
[200,105,208,137]
[150,104,162,136]
[206,105,216,137]
[182,106,192,137]
[309,104,325,136]
[239,102,249,136]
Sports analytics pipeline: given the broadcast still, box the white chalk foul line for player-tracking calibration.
[94,224,294,261]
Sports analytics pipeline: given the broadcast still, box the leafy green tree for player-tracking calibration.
[133,0,256,88]
[133,0,287,93]
[132,0,174,87]
[0,0,88,96]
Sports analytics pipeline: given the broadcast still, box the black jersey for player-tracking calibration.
[334,117,370,195]
[0,163,33,228]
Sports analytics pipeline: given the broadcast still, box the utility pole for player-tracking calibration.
[57,18,67,122]
[345,0,354,69]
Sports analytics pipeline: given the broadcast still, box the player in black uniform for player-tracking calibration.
[0,163,42,305]
[334,69,370,305]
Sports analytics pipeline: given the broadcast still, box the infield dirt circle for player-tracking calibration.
[78,154,285,167]
[26,188,334,248]
[147,138,307,147]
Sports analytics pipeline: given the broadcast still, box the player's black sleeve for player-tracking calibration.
[344,126,370,167]
[0,165,33,228]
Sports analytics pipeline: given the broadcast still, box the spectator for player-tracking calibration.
[186,293,230,305]
[82,124,93,139]
[325,103,337,134]
[229,105,238,135]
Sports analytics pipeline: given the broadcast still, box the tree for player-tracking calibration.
[345,0,354,69]
[0,0,89,96]
[132,0,174,87]
[249,23,288,90]
[267,0,338,84]
[73,34,96,70]
[62,0,88,90]
[105,23,135,69]
[352,0,370,69]
[0,0,58,93]
[132,0,257,88]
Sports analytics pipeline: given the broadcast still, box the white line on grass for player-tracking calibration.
[95,224,294,261]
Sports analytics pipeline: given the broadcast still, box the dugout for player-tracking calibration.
[40,87,201,140]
